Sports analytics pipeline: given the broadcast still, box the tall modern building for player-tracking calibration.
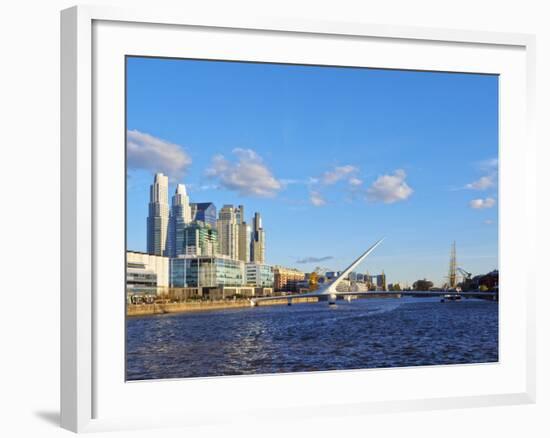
[377,271,387,291]
[180,221,218,256]
[235,205,245,224]
[365,272,387,291]
[235,205,250,263]
[146,173,169,256]
[217,205,239,260]
[167,183,192,256]
[250,212,265,264]
[238,222,251,263]
[190,202,217,228]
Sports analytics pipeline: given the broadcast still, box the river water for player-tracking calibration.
[126,297,498,380]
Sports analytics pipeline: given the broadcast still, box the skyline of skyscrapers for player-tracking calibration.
[138,173,393,299]
[146,172,267,264]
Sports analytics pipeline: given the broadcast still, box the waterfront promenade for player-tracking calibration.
[127,296,319,316]
[128,289,497,316]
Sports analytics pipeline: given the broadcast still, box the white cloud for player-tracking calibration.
[309,191,327,207]
[484,219,494,225]
[206,148,282,197]
[309,190,327,207]
[279,178,303,186]
[478,157,498,171]
[308,177,320,185]
[321,165,358,185]
[186,183,219,192]
[127,129,191,180]
[469,197,496,209]
[466,175,495,190]
[296,256,333,264]
[366,169,413,204]
[307,165,360,205]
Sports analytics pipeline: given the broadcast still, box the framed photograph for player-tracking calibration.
[61,5,536,432]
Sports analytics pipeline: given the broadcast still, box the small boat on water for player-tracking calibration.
[440,294,462,303]
[440,287,462,302]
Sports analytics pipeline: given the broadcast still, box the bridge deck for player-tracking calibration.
[364,291,497,297]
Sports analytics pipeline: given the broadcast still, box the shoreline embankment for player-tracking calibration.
[127,293,496,317]
[127,297,319,317]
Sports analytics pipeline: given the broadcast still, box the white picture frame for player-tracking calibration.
[60,4,536,433]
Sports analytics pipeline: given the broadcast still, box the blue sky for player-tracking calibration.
[126,57,498,286]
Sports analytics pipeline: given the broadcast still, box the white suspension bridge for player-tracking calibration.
[250,239,497,307]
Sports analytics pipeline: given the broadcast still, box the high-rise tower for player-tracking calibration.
[217,205,239,259]
[190,202,217,228]
[146,173,169,256]
[250,212,265,264]
[236,205,250,263]
[180,221,218,256]
[167,183,192,256]
[235,205,245,224]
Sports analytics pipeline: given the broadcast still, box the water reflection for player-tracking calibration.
[126,297,498,380]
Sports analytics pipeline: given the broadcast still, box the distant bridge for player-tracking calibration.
[351,290,497,298]
[250,239,498,307]
[251,290,498,306]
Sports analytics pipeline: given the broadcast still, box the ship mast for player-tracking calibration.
[448,241,457,288]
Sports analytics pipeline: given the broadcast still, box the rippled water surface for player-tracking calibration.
[126,297,498,380]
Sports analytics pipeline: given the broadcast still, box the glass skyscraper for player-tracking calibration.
[180,221,218,256]
[167,183,192,257]
[236,205,250,263]
[217,205,239,260]
[250,212,265,263]
[191,202,217,228]
[146,173,169,256]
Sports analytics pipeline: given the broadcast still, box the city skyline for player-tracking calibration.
[126,57,498,285]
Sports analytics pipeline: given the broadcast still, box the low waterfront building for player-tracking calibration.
[171,255,244,288]
[335,278,351,292]
[170,255,245,299]
[350,281,368,292]
[203,285,273,299]
[296,280,310,293]
[245,263,274,287]
[349,272,364,282]
[468,269,499,291]
[126,251,170,298]
[273,265,305,292]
